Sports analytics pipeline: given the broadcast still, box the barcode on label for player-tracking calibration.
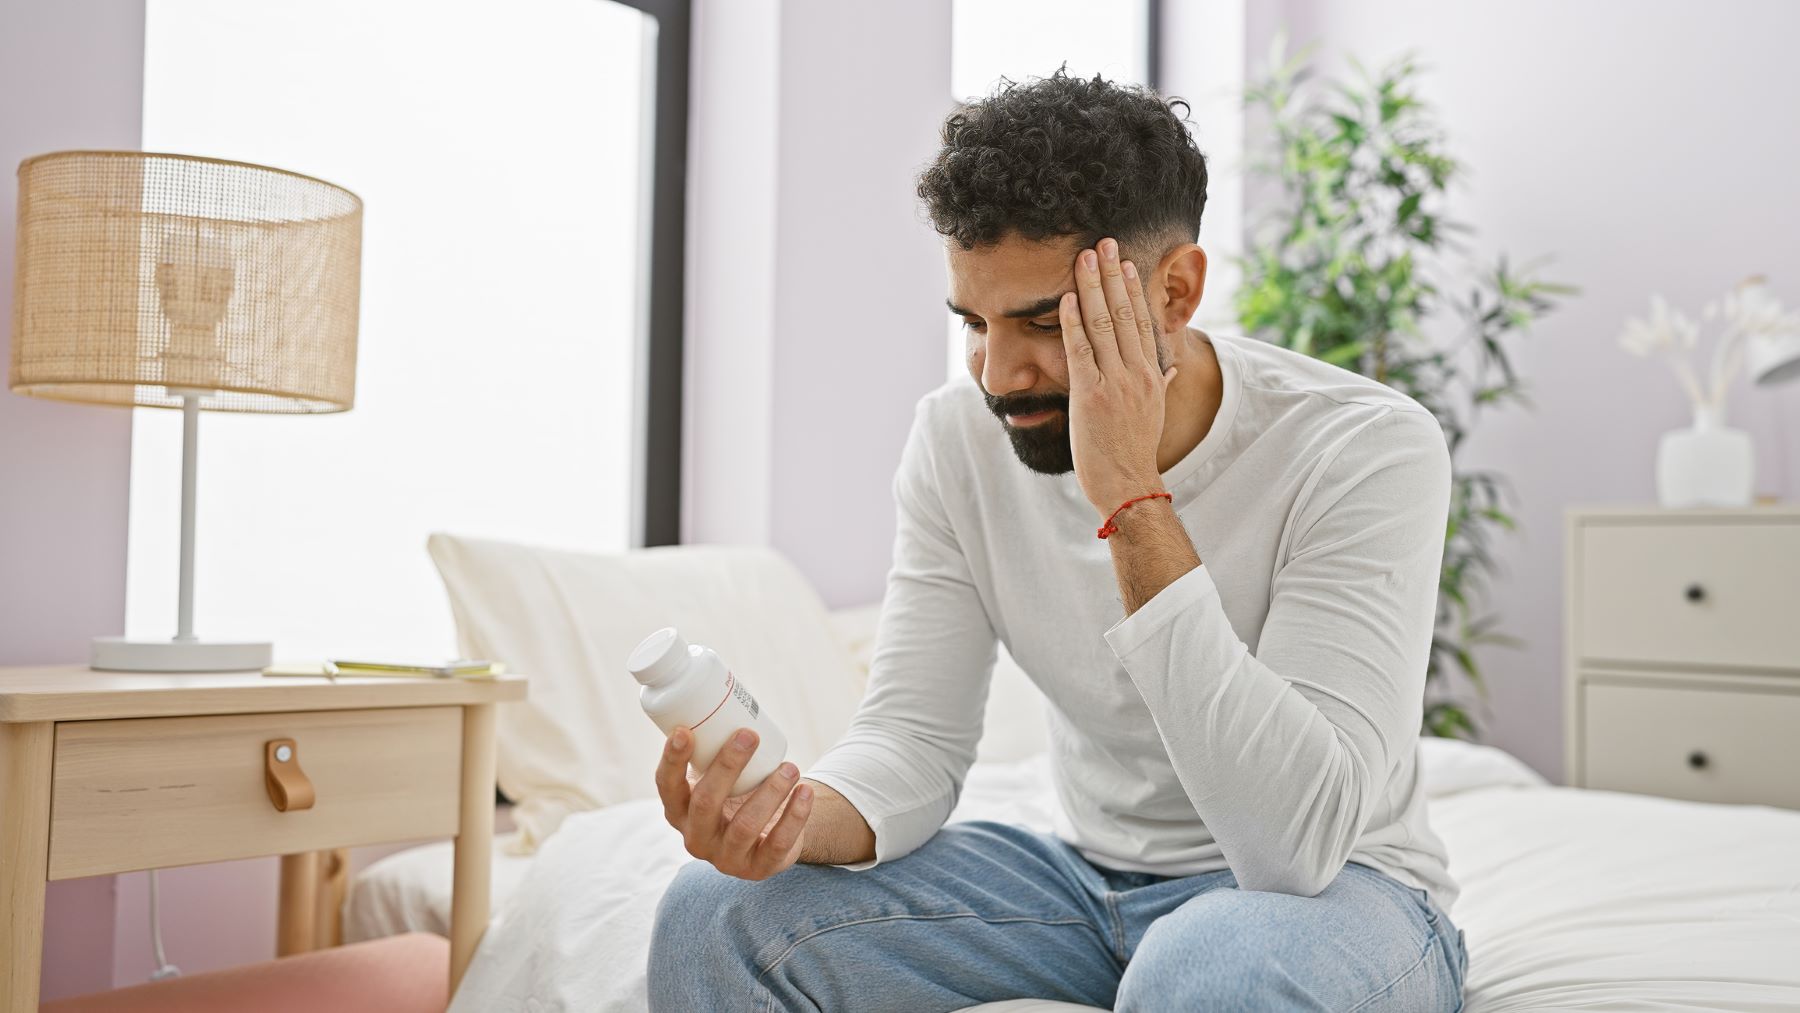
[729,673,760,719]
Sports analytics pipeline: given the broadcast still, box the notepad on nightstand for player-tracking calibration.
[263,658,507,679]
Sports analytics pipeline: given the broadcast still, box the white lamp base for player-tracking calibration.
[91,636,272,673]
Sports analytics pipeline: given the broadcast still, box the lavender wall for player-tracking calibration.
[0,0,141,667]
[0,0,146,999]
[685,0,954,608]
[1251,0,1800,780]
[682,0,780,549]
[766,0,956,608]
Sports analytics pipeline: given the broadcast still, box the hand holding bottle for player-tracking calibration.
[630,627,872,876]
[655,724,813,881]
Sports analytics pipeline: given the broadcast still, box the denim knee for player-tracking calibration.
[653,860,732,941]
[1115,904,1293,1013]
[648,860,765,1011]
[1116,949,1281,1011]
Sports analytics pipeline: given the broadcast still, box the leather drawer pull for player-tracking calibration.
[265,738,316,812]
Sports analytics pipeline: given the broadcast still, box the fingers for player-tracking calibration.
[684,727,758,855]
[1121,260,1159,369]
[721,760,799,860]
[749,781,814,880]
[662,726,811,880]
[656,726,694,830]
[1059,291,1098,384]
[1095,240,1144,369]
[1074,246,1123,374]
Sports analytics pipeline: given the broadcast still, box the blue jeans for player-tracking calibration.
[648,820,1468,1012]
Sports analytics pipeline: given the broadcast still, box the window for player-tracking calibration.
[945,0,1154,378]
[129,0,682,659]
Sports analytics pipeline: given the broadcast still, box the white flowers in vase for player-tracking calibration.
[1619,277,1800,422]
[1617,276,1800,508]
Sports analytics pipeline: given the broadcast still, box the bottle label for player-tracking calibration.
[728,671,761,719]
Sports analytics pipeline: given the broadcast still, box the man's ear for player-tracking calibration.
[1153,244,1208,332]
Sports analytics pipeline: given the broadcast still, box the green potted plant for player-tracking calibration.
[1236,42,1574,738]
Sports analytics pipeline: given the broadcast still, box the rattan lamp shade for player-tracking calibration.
[10,150,362,412]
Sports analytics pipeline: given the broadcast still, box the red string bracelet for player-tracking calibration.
[1097,492,1172,539]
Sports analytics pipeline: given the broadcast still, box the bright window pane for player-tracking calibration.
[947,0,1150,377]
[130,0,649,659]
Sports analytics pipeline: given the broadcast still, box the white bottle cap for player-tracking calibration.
[627,627,689,686]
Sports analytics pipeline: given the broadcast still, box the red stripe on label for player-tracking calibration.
[689,671,734,732]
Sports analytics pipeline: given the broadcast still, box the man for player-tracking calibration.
[647,71,1469,1012]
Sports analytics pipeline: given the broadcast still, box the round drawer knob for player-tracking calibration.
[1684,583,1706,603]
[1688,750,1709,770]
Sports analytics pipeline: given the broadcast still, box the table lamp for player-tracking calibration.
[1749,327,1800,386]
[9,150,362,671]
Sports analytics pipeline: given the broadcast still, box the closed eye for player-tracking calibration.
[957,318,1062,335]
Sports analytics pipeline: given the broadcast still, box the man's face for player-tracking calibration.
[946,233,1163,475]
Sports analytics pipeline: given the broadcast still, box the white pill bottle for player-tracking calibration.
[628,627,788,797]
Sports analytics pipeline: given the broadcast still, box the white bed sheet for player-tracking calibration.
[361,740,1800,1012]
[344,832,538,944]
[1431,786,1800,1011]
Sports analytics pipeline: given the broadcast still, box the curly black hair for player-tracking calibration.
[917,69,1208,254]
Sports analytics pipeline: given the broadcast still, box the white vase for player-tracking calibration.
[1655,405,1754,508]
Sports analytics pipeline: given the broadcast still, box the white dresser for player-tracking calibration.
[1565,507,1800,808]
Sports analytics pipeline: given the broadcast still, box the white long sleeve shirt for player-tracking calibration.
[805,331,1459,912]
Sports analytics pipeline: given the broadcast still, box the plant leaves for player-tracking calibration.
[1235,47,1575,741]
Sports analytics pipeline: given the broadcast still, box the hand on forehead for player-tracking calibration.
[946,233,1167,319]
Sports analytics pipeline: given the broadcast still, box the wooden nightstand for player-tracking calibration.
[1565,506,1800,807]
[0,666,525,1011]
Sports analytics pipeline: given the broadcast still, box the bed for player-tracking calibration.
[347,535,1800,1011]
[348,737,1800,1012]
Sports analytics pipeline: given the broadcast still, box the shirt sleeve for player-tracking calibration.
[804,398,997,869]
[1102,408,1452,897]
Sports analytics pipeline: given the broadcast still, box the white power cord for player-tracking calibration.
[147,870,182,981]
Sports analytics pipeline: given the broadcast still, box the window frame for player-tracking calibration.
[621,0,691,547]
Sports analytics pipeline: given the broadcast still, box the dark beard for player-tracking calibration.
[984,390,1074,475]
[982,322,1170,475]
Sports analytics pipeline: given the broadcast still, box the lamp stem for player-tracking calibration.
[176,393,200,642]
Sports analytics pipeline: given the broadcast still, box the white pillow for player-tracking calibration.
[1417,735,1548,798]
[427,534,866,852]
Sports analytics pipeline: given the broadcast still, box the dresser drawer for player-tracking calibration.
[1581,679,1800,808]
[48,707,463,879]
[1576,520,1800,671]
